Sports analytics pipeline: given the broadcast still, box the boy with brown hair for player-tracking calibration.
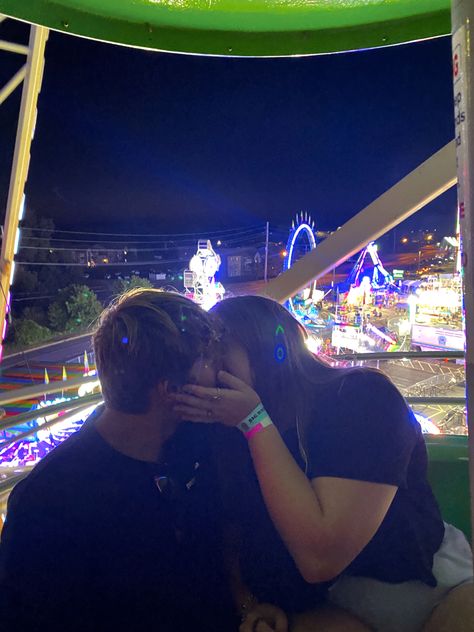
[0,289,233,631]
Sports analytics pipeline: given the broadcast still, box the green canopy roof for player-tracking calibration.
[0,1,450,56]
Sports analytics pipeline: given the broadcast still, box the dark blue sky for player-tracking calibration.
[0,21,456,235]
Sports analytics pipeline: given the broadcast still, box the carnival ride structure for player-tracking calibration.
[407,273,464,352]
[284,213,326,327]
[329,242,400,351]
[183,240,225,311]
[347,242,397,291]
[0,355,100,469]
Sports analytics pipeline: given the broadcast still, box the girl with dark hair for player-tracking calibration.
[173,296,473,632]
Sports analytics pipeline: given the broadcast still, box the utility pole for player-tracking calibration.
[264,221,269,283]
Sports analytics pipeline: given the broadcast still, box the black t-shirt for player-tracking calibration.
[303,369,444,586]
[0,410,235,632]
[218,369,444,613]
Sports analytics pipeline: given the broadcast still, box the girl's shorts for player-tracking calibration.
[327,523,473,631]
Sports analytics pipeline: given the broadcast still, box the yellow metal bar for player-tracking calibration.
[0,39,29,55]
[0,25,48,356]
[0,64,26,106]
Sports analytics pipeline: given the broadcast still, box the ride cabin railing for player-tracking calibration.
[0,351,470,540]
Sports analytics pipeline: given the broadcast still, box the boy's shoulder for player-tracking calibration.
[8,415,109,514]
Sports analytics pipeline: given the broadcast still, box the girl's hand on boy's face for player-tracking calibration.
[172,370,261,427]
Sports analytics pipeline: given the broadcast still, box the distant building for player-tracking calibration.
[217,243,283,281]
[70,245,137,266]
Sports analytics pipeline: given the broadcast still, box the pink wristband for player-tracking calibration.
[237,404,273,439]
[244,415,273,439]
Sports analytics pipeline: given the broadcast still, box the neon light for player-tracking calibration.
[78,379,100,398]
[305,336,321,354]
[13,229,21,256]
[9,261,16,286]
[18,194,26,221]
[414,412,440,435]
[2,319,7,341]
[287,223,316,271]
[274,344,286,362]
[184,240,225,311]
[285,221,317,315]
[348,241,394,290]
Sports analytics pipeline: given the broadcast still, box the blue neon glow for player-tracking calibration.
[274,344,286,362]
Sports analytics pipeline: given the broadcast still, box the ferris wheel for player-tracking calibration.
[284,213,318,316]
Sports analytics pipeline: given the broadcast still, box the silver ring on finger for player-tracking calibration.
[213,387,221,401]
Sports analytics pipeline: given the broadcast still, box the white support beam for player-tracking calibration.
[0,39,29,56]
[0,64,26,106]
[263,141,456,304]
[0,25,48,356]
[451,0,474,548]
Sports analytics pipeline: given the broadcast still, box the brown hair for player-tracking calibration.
[211,295,343,433]
[93,289,218,414]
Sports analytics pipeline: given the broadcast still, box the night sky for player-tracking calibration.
[0,20,457,236]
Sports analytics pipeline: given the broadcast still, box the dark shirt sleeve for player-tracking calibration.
[306,369,419,488]
[0,481,92,631]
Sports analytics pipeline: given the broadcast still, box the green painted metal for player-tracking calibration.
[0,1,450,57]
[426,435,472,540]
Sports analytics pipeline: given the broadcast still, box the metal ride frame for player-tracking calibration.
[0,1,473,536]
[347,242,395,290]
[0,351,466,503]
[0,22,48,361]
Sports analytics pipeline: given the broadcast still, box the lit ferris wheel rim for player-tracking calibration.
[284,213,317,314]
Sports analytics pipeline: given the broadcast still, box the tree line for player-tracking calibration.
[8,211,152,350]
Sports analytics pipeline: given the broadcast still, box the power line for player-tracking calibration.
[20,223,266,239]
[18,234,267,253]
[12,289,111,302]
[15,258,191,267]
[20,228,266,247]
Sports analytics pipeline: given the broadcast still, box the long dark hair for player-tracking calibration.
[211,295,346,434]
